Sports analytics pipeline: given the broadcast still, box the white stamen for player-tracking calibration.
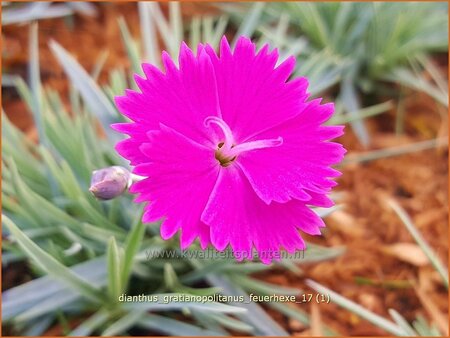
[227,136,283,158]
[204,116,283,166]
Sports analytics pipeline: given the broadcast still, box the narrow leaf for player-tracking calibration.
[107,236,122,302]
[101,310,144,336]
[49,40,120,142]
[387,198,449,287]
[3,215,105,303]
[138,313,222,336]
[121,217,146,289]
[306,279,407,336]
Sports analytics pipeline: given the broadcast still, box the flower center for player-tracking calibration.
[204,116,283,167]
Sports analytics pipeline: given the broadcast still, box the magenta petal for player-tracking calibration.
[238,99,346,204]
[133,124,220,248]
[115,135,149,166]
[114,43,220,148]
[160,218,181,240]
[204,36,308,143]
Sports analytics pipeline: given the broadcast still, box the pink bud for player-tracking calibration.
[89,166,131,200]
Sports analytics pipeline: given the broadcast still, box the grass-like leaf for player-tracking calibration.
[342,137,448,165]
[121,216,146,290]
[203,273,288,336]
[306,279,408,336]
[137,313,223,336]
[388,309,418,336]
[28,22,45,144]
[413,315,441,336]
[329,100,393,125]
[268,302,339,336]
[3,215,106,303]
[138,2,159,66]
[386,198,449,288]
[107,236,122,302]
[2,2,72,25]
[70,308,110,336]
[384,67,448,107]
[229,275,301,296]
[118,17,142,75]
[232,2,265,47]
[201,312,254,334]
[22,315,55,336]
[101,310,145,336]
[49,40,121,142]
[341,72,370,147]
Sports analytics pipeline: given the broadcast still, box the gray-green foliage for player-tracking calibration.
[2,2,344,336]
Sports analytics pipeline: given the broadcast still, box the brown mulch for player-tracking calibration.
[2,2,448,336]
[259,97,449,335]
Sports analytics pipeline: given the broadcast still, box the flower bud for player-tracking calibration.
[89,166,131,200]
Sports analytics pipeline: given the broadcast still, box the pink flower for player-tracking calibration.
[113,36,345,264]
